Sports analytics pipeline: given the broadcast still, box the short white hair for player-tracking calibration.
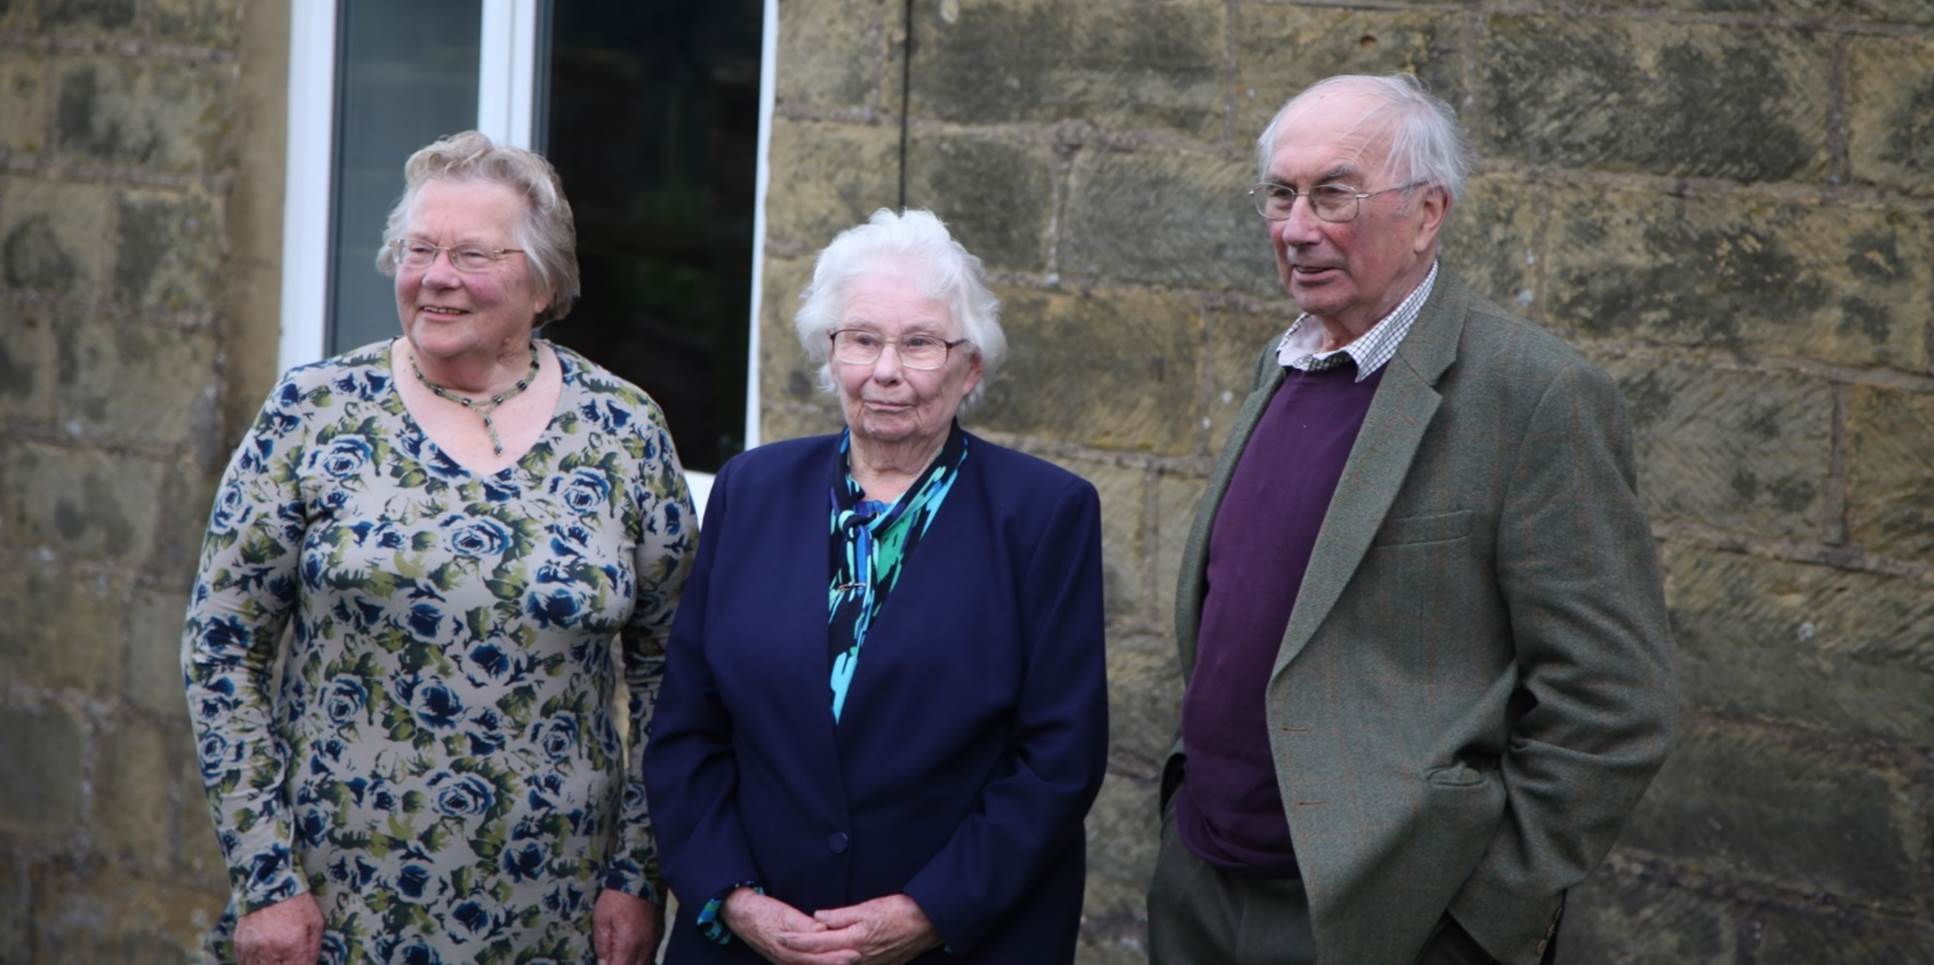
[1256,73,1471,203]
[794,208,1006,408]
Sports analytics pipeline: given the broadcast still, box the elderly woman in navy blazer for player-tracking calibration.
[644,208,1108,963]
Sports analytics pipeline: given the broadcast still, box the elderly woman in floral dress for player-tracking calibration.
[182,131,695,965]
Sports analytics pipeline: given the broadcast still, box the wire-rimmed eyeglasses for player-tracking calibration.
[1247,181,1426,223]
[829,329,969,370]
[393,238,527,273]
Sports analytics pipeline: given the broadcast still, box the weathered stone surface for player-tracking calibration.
[38,0,135,33]
[30,863,222,963]
[57,316,218,443]
[151,0,240,47]
[0,563,125,695]
[1204,302,1287,447]
[1033,454,1147,626]
[0,701,86,833]
[1560,861,1738,963]
[1233,6,1466,157]
[904,132,1054,272]
[53,58,231,174]
[1079,770,1160,964]
[1849,36,1934,196]
[115,189,223,313]
[0,441,167,561]
[0,845,25,957]
[1544,188,1931,372]
[94,718,177,871]
[1475,17,1829,181]
[1062,149,1278,295]
[775,0,893,114]
[1151,471,1206,645]
[0,54,49,161]
[1661,542,1934,746]
[0,299,54,425]
[1621,720,1927,906]
[762,119,901,251]
[150,457,221,579]
[173,747,225,881]
[1606,359,1831,538]
[1103,636,1182,781]
[909,0,1225,138]
[1847,387,1934,564]
[1751,901,1934,963]
[973,286,1203,455]
[1439,173,1544,317]
[0,177,110,297]
[128,586,192,716]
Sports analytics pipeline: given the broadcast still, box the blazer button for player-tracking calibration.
[828,831,849,854]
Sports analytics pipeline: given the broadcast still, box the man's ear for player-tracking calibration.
[1412,186,1451,254]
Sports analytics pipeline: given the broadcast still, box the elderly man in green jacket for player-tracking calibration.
[1147,73,1676,965]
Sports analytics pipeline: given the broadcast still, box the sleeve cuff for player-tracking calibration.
[695,882,763,945]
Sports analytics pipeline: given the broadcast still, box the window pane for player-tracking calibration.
[540,1,760,472]
[327,0,482,355]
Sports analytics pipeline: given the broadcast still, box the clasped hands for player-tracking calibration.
[721,888,941,965]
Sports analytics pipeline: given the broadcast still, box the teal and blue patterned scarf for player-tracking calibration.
[826,423,969,722]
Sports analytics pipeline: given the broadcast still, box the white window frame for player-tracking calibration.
[276,0,778,514]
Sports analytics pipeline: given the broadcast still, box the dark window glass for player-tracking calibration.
[539,2,761,472]
[327,0,481,354]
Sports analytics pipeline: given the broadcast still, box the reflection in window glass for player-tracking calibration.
[540,2,760,473]
[327,0,481,354]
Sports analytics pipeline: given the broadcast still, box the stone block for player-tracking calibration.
[972,285,1204,455]
[1558,862,1737,963]
[1079,771,1160,963]
[1204,302,1287,447]
[0,177,111,298]
[0,563,125,695]
[1751,902,1934,964]
[0,54,49,161]
[57,315,219,444]
[151,456,221,579]
[0,441,167,562]
[1661,543,1934,745]
[1104,638,1181,782]
[775,0,893,115]
[1848,36,1934,196]
[1620,720,1927,907]
[115,189,223,314]
[0,845,25,956]
[908,0,1225,139]
[151,0,241,47]
[0,701,86,833]
[173,748,225,881]
[1062,149,1279,296]
[1542,188,1931,373]
[1151,471,1206,643]
[37,0,135,34]
[0,298,54,425]
[1233,6,1467,157]
[53,58,231,174]
[904,132,1054,272]
[128,586,193,717]
[1847,387,1934,563]
[94,717,177,871]
[1474,17,1829,182]
[763,118,902,252]
[1032,454,1147,626]
[1607,360,1830,538]
[1439,173,1543,317]
[30,863,223,963]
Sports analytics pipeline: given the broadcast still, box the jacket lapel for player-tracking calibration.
[1269,277,1469,681]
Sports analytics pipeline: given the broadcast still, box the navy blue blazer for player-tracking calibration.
[644,431,1109,962]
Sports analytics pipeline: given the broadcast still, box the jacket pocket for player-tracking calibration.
[1425,761,1492,787]
[1374,509,1471,546]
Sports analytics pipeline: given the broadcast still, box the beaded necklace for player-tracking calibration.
[410,343,541,455]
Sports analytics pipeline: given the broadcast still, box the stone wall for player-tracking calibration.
[759,1,1933,962]
[0,0,285,959]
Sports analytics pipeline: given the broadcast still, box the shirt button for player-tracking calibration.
[828,831,849,854]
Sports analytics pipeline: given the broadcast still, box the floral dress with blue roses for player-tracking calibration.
[182,340,696,963]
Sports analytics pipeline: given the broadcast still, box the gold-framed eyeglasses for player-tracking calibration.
[393,238,526,273]
[829,329,969,370]
[1247,180,1425,223]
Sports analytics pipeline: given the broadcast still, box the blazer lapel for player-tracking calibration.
[1269,276,1470,681]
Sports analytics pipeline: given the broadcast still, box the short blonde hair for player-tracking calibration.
[375,130,582,323]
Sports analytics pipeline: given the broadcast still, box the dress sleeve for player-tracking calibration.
[602,412,699,902]
[181,374,313,914]
[901,475,1111,954]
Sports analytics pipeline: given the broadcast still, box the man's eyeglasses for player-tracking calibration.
[830,329,969,370]
[393,239,526,273]
[1247,181,1425,223]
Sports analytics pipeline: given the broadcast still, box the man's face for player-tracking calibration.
[1263,90,1445,334]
